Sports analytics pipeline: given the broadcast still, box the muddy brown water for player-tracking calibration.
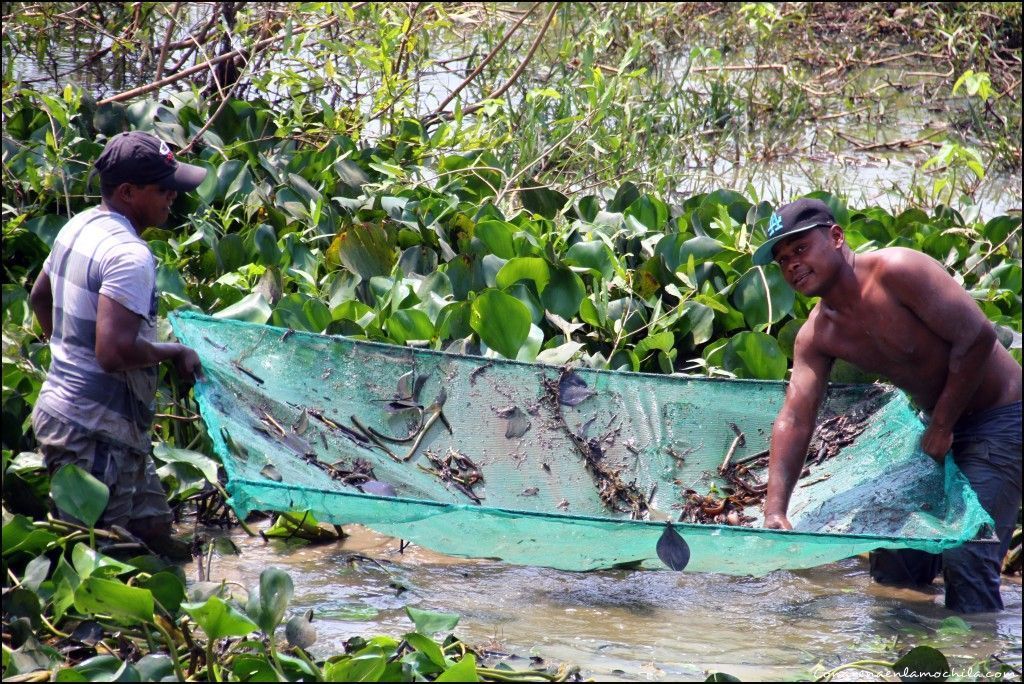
[202,523,1022,681]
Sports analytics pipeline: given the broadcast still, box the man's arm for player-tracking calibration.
[763,325,833,530]
[29,271,54,340]
[880,249,998,459]
[95,294,202,383]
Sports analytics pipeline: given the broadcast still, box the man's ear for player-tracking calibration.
[829,224,845,248]
[113,182,134,203]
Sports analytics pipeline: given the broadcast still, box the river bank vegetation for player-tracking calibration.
[3,2,1022,681]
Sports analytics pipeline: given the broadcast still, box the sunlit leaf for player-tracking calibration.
[723,331,787,379]
[183,596,258,640]
[74,577,154,623]
[405,606,460,635]
[496,257,550,291]
[51,465,109,529]
[470,289,531,359]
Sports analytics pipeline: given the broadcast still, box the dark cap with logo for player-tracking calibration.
[752,198,837,266]
[94,132,207,192]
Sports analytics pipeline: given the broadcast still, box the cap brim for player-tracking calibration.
[751,224,821,266]
[157,162,208,191]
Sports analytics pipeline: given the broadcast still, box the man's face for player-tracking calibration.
[771,226,840,296]
[125,183,178,228]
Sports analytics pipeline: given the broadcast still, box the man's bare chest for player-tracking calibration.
[816,297,943,372]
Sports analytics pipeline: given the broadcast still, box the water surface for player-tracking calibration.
[206,524,1023,681]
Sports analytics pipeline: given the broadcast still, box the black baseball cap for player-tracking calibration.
[752,198,837,266]
[94,131,207,191]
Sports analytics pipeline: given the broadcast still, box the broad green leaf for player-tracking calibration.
[25,214,67,248]
[272,293,332,332]
[436,654,479,682]
[140,572,186,617]
[53,579,77,623]
[436,301,473,340]
[520,183,569,219]
[183,596,258,640]
[496,257,550,291]
[6,588,41,627]
[216,160,253,202]
[232,655,278,682]
[608,181,640,212]
[936,616,971,636]
[635,331,674,358]
[661,235,725,272]
[405,606,461,635]
[258,567,293,634]
[252,224,281,266]
[541,266,586,319]
[480,254,507,288]
[892,645,949,682]
[216,234,247,272]
[577,195,601,222]
[565,240,616,280]
[51,465,109,529]
[516,323,545,362]
[723,331,787,379]
[405,632,448,668]
[22,555,51,592]
[475,220,516,259]
[624,195,668,232]
[93,102,127,136]
[777,318,805,358]
[678,302,716,345]
[324,653,387,682]
[386,309,435,344]
[74,577,154,623]
[134,654,175,682]
[194,160,220,204]
[327,224,396,279]
[730,266,794,328]
[57,655,126,682]
[470,290,531,359]
[152,444,218,483]
[212,292,272,323]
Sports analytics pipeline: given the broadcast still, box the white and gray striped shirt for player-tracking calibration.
[36,207,159,452]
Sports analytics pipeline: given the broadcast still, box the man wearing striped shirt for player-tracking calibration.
[30,132,207,557]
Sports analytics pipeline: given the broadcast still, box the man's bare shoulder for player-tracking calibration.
[793,305,832,358]
[861,247,943,282]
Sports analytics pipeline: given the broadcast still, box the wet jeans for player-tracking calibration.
[869,401,1022,613]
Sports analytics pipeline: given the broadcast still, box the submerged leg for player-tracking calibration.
[942,437,1022,613]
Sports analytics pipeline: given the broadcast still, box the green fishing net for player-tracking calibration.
[170,311,992,575]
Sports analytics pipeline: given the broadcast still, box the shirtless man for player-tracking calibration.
[755,198,1022,613]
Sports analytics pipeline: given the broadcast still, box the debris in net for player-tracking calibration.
[676,490,758,526]
[469,361,494,385]
[718,423,746,473]
[499,406,532,438]
[260,464,282,482]
[710,388,892,522]
[545,370,650,519]
[558,370,596,406]
[359,480,398,497]
[403,387,450,461]
[232,360,265,385]
[418,448,485,504]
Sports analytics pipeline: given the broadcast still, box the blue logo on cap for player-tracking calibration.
[768,213,783,237]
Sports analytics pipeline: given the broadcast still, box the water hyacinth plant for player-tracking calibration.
[2,2,1021,681]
